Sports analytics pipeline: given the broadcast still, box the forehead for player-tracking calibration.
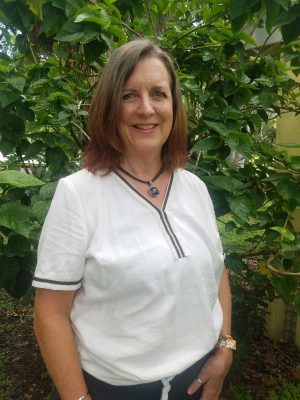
[123,57,171,88]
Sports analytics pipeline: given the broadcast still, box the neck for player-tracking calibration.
[121,155,163,180]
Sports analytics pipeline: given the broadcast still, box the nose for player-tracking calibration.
[138,95,155,116]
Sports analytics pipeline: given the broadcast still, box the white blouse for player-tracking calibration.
[33,168,224,386]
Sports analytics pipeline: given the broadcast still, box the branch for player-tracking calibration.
[70,127,85,150]
[71,121,91,141]
[266,253,300,277]
[144,1,157,37]
[26,34,38,64]
[172,12,225,46]
[16,148,31,174]
[121,22,143,38]
[253,26,279,65]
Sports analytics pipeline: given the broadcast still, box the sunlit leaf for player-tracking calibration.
[204,120,230,136]
[26,0,46,19]
[270,226,295,241]
[204,175,247,193]
[191,137,222,152]
[0,170,44,187]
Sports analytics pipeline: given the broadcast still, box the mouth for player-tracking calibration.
[132,124,158,130]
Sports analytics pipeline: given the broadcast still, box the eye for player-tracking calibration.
[122,92,136,101]
[152,90,166,98]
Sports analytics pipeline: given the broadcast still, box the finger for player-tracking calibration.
[186,376,203,395]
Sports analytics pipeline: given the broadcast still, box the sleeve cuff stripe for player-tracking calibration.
[33,277,81,285]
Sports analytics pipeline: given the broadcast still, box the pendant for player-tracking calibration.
[148,186,160,197]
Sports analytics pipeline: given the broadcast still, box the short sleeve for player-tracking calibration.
[32,177,88,290]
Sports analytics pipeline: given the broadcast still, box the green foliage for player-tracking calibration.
[0,0,300,318]
[225,380,300,400]
[268,381,300,400]
[225,384,254,400]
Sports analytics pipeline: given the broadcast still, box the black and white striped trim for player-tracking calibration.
[114,170,186,259]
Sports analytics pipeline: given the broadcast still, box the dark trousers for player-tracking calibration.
[52,351,212,400]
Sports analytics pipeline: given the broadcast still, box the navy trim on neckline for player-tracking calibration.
[113,170,185,259]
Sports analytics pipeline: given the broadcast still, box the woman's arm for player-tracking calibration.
[187,266,233,400]
[34,288,91,400]
[218,266,232,337]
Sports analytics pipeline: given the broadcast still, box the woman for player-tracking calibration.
[33,38,234,400]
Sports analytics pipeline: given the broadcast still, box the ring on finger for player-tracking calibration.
[195,377,202,384]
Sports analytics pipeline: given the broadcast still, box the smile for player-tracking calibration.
[133,124,158,129]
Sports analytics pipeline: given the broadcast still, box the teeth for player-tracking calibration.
[134,124,156,129]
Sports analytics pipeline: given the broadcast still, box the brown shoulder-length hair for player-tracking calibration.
[83,38,188,173]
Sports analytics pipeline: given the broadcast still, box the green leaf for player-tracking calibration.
[231,14,248,33]
[204,120,230,136]
[45,146,67,172]
[224,106,243,120]
[258,89,276,107]
[228,195,254,221]
[75,8,111,28]
[55,21,85,42]
[191,137,222,152]
[281,17,300,44]
[84,40,107,63]
[42,3,66,36]
[0,203,32,238]
[32,200,50,223]
[0,113,25,144]
[270,227,295,241]
[227,131,253,158]
[0,256,19,288]
[7,234,31,256]
[25,140,44,159]
[289,156,300,171]
[108,25,127,41]
[277,0,289,11]
[271,276,297,304]
[26,0,46,19]
[229,0,250,19]
[39,182,58,200]
[224,252,246,273]
[223,81,236,98]
[0,170,44,187]
[234,31,257,46]
[0,10,9,25]
[263,0,280,34]
[0,84,20,108]
[257,109,269,122]
[6,76,26,92]
[277,181,299,197]
[204,175,247,193]
[0,55,12,73]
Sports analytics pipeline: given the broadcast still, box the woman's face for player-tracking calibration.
[117,57,173,160]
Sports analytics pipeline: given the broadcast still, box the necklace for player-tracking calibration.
[118,165,164,197]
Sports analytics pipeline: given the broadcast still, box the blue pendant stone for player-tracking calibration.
[149,186,160,197]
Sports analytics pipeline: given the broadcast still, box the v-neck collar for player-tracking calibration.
[112,170,185,259]
[113,169,174,212]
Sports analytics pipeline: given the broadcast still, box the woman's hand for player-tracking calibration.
[186,349,233,400]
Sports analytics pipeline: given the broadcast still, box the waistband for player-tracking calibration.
[82,350,214,400]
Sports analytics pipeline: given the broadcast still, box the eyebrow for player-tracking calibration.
[122,85,169,92]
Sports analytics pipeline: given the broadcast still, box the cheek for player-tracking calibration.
[119,105,134,125]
